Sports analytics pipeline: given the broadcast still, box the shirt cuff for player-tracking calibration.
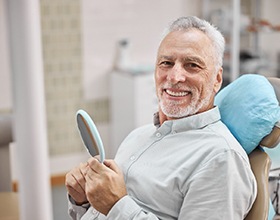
[106,195,142,219]
[68,194,91,218]
[68,194,90,208]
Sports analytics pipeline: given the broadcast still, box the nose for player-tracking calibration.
[166,63,186,84]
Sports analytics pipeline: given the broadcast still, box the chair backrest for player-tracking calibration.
[245,77,280,220]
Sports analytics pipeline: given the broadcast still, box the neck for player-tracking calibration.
[159,110,168,125]
[158,105,215,125]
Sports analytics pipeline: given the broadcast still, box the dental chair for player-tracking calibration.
[245,77,280,220]
[215,75,280,220]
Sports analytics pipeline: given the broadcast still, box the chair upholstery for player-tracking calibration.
[245,148,271,220]
[245,77,280,220]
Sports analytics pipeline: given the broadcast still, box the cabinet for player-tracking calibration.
[110,71,157,156]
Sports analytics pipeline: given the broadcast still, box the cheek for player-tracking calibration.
[200,80,216,99]
[154,73,161,97]
[193,78,211,98]
[155,70,165,88]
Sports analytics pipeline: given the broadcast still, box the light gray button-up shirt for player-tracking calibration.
[69,107,257,220]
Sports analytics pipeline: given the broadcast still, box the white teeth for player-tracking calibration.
[166,89,189,97]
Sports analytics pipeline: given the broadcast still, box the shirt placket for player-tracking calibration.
[124,123,172,182]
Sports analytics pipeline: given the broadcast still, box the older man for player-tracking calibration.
[66,16,257,220]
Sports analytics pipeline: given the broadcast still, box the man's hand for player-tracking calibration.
[83,158,127,215]
[65,162,88,205]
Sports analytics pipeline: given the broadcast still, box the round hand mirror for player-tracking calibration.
[76,109,105,163]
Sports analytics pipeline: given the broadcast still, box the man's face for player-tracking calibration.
[155,29,223,120]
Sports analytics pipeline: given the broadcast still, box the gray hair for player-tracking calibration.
[162,16,225,69]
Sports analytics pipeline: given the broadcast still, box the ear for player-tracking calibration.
[214,67,223,93]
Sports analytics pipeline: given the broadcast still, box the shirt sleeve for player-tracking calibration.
[177,150,257,220]
[106,195,160,220]
[67,194,92,220]
[68,194,161,220]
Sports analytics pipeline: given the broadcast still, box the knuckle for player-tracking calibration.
[85,185,94,196]
[76,175,84,183]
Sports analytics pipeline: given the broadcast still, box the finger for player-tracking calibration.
[103,159,122,174]
[67,182,88,205]
[67,184,83,197]
[93,155,101,162]
[65,172,85,194]
[73,173,86,192]
[85,165,99,182]
[80,162,89,177]
[69,163,88,191]
[87,157,103,172]
[77,163,88,182]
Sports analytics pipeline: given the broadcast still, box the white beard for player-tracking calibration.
[158,84,213,118]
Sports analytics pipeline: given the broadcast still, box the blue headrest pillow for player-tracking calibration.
[215,74,280,154]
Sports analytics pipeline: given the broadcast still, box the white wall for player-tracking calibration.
[81,0,200,100]
[259,0,280,76]
[260,0,280,170]
[0,0,12,111]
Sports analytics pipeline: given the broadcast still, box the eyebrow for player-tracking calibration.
[183,56,205,66]
[157,55,173,61]
[157,55,206,67]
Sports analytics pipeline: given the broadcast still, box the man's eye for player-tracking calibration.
[188,63,199,68]
[185,63,202,70]
[184,63,202,73]
[160,61,173,66]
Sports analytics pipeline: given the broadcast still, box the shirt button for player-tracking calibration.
[130,155,136,161]
[156,132,161,138]
[92,210,99,215]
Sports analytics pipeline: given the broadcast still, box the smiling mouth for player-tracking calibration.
[165,89,190,97]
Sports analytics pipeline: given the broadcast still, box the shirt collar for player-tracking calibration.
[153,107,221,133]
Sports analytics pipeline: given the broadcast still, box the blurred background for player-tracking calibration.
[0,0,280,219]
